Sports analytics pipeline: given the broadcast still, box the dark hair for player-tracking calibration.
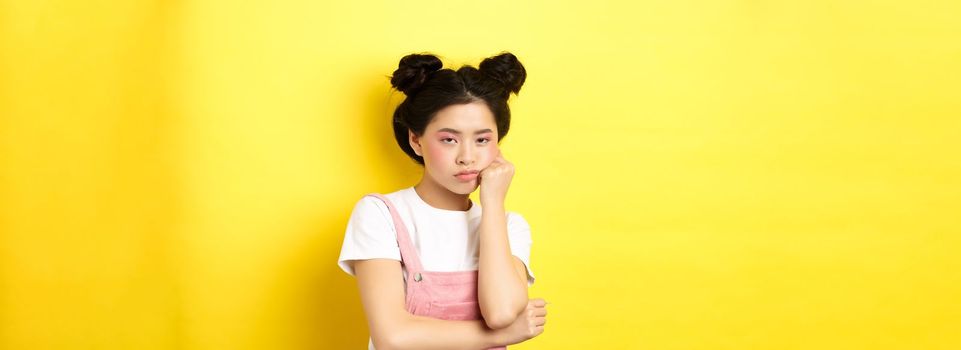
[389,52,526,165]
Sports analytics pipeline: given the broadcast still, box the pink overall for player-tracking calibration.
[366,193,507,350]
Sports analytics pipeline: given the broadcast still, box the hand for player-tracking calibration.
[478,148,514,206]
[493,298,547,346]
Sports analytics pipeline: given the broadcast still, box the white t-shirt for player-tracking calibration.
[337,186,535,350]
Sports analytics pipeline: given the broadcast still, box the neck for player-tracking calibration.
[413,176,472,212]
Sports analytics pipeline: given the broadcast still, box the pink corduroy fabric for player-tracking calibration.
[366,193,507,350]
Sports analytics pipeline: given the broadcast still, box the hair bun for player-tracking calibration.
[390,53,443,95]
[478,52,526,96]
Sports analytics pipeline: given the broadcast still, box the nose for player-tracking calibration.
[456,145,475,166]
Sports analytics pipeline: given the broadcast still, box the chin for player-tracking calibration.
[446,181,478,195]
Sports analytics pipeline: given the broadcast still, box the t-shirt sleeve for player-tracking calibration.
[507,212,536,286]
[337,196,402,276]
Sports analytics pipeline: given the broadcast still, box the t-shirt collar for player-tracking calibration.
[405,186,481,218]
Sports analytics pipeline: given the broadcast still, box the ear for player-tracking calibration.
[408,130,423,156]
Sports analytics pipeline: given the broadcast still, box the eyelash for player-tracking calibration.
[442,138,490,144]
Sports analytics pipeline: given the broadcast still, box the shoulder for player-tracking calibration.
[350,188,417,228]
[349,193,410,237]
[338,193,406,275]
[351,195,391,222]
[352,188,408,218]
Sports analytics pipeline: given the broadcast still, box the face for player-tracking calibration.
[409,101,500,195]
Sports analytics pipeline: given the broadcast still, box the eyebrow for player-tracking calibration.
[437,128,493,135]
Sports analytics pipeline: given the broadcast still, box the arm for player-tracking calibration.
[353,258,506,350]
[477,202,529,330]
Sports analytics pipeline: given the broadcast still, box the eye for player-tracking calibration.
[441,137,456,144]
[477,138,491,144]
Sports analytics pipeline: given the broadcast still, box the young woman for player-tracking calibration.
[337,52,548,350]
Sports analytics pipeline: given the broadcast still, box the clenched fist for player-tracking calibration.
[494,298,548,346]
[478,148,514,206]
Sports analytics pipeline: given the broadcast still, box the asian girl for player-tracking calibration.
[337,52,548,350]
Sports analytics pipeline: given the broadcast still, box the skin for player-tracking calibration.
[351,101,548,350]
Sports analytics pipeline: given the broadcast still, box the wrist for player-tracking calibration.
[480,198,505,209]
[485,326,507,348]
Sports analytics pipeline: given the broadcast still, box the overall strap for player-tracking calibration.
[365,193,424,272]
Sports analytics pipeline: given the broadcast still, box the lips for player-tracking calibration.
[454,170,479,182]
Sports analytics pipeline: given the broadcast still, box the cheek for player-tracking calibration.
[485,146,498,158]
[425,144,449,162]
[481,146,499,165]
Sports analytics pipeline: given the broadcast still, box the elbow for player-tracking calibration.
[482,296,527,329]
[484,310,519,330]
[373,333,405,350]
[483,294,528,329]
[372,315,414,350]
[382,331,426,350]
[371,333,396,350]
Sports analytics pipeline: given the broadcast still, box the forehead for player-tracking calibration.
[426,101,496,133]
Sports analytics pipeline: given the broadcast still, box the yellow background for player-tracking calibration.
[1,0,959,349]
